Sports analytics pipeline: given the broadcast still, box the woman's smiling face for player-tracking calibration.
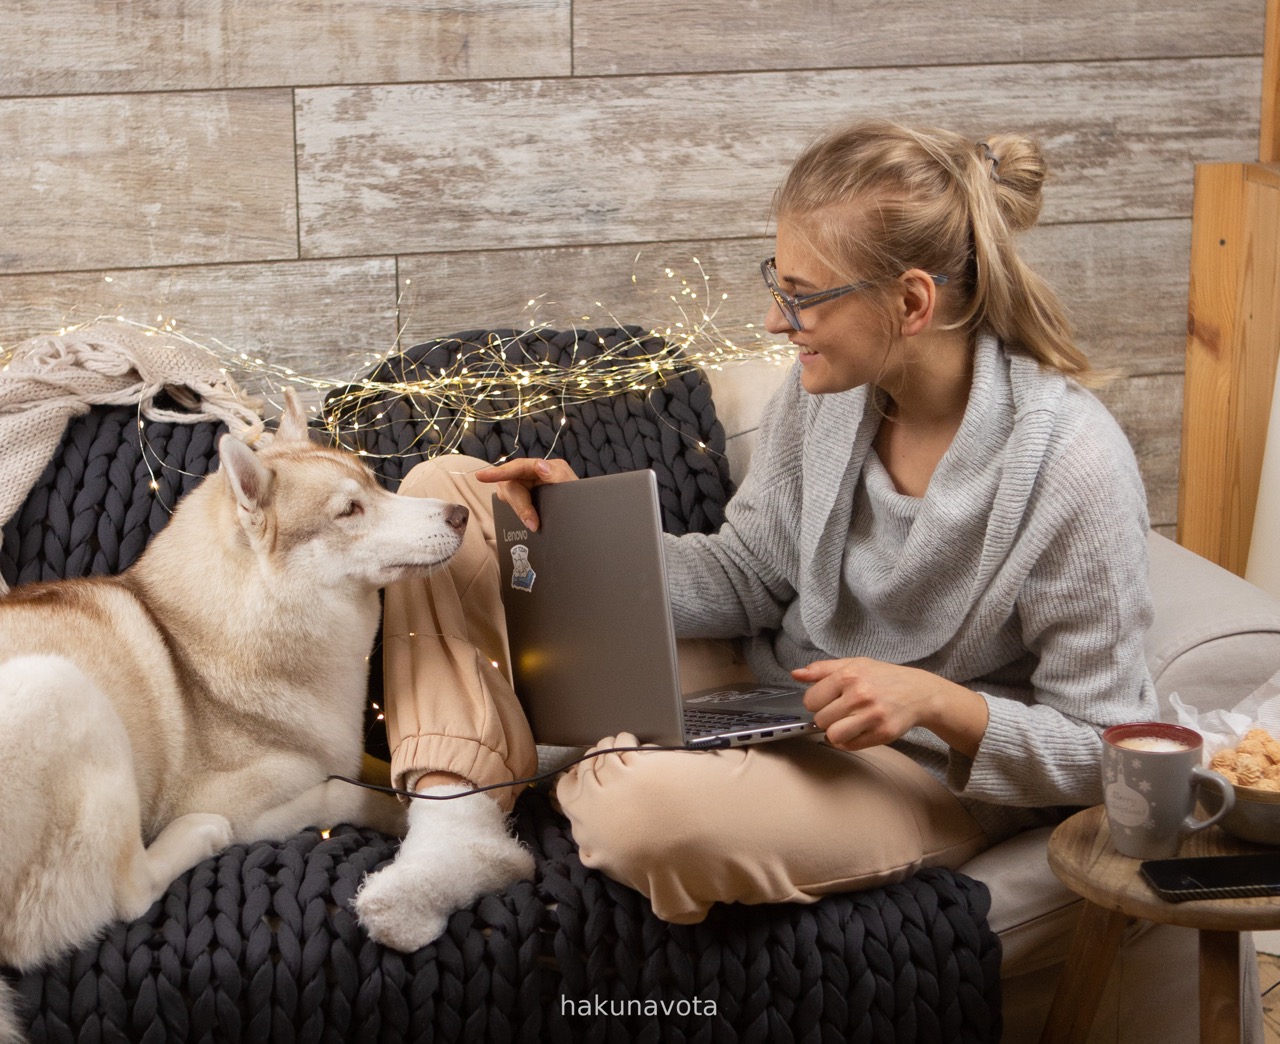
[763,219,895,396]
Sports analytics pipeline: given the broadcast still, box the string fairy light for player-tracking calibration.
[1,257,796,497]
[319,258,795,466]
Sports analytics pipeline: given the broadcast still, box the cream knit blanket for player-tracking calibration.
[0,320,264,594]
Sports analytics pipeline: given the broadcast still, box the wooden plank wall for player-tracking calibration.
[0,0,1268,535]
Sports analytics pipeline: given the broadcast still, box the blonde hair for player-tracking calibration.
[774,120,1098,383]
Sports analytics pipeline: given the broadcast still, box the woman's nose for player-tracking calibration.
[763,298,794,335]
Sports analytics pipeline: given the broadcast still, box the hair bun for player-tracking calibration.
[980,134,1047,232]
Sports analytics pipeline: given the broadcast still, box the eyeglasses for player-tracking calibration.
[760,257,949,332]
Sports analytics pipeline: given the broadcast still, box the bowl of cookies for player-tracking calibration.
[1206,727,1280,845]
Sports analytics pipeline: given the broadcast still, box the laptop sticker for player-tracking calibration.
[509,544,536,592]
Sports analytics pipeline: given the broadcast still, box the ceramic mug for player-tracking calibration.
[1101,721,1236,859]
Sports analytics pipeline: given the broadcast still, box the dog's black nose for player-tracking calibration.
[445,505,469,532]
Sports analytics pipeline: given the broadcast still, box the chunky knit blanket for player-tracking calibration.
[0,320,261,593]
[10,789,1001,1043]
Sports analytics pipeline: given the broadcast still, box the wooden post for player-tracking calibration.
[1179,164,1280,572]
[1038,903,1130,1044]
[1263,0,1279,163]
[1178,4,1280,572]
[1199,930,1243,1044]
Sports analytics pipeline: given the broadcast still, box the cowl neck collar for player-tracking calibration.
[795,333,1066,659]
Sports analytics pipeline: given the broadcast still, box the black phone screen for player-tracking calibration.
[1140,853,1280,902]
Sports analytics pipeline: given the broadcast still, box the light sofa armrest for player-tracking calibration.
[1146,531,1280,715]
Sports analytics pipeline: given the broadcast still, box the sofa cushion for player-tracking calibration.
[957,827,1079,977]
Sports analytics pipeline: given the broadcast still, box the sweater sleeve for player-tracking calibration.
[948,405,1159,807]
[662,367,807,638]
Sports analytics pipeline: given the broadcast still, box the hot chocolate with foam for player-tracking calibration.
[1114,735,1192,753]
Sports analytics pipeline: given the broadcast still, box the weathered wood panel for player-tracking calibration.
[0,225,1188,402]
[0,0,570,95]
[574,0,1265,76]
[0,259,398,382]
[1263,0,1280,162]
[297,58,1258,259]
[396,239,777,349]
[0,91,297,275]
[1019,218,1191,376]
[1095,372,1183,529]
[398,218,1189,374]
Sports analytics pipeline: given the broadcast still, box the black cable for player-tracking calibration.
[327,742,717,800]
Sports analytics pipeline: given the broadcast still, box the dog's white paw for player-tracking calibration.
[353,786,535,952]
[180,812,236,858]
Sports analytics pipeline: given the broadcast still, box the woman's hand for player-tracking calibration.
[792,658,989,758]
[474,457,578,531]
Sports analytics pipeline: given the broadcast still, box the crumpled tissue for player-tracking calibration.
[1169,668,1280,759]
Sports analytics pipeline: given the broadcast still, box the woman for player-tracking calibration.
[353,120,1157,950]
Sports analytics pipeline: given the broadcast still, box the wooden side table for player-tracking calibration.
[1042,806,1280,1044]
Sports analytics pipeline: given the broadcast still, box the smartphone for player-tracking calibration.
[1140,853,1280,902]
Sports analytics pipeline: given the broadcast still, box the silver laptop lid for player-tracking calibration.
[494,469,689,747]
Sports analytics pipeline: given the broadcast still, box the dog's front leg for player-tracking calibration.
[117,813,234,921]
[240,779,407,843]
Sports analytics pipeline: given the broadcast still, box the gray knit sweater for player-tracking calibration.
[664,334,1158,841]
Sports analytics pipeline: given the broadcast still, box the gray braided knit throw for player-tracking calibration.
[325,326,733,537]
[9,790,1001,1043]
[0,408,224,589]
[0,328,1003,1043]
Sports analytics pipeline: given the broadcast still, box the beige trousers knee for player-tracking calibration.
[555,735,989,923]
[385,457,990,921]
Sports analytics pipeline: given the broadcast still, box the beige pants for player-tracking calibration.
[384,457,990,923]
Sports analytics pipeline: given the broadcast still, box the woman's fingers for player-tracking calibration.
[475,457,579,530]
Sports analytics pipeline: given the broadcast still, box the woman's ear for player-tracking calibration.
[896,270,938,338]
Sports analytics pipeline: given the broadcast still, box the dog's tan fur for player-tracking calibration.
[0,393,467,1030]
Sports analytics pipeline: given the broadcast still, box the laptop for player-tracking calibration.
[493,469,820,749]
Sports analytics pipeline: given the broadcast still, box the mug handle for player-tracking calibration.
[1184,767,1236,835]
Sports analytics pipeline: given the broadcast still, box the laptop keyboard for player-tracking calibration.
[683,708,805,735]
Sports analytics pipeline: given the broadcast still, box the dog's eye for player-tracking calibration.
[337,500,363,518]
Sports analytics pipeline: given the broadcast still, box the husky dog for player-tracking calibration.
[0,392,474,1037]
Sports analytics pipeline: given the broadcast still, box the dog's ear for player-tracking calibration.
[218,434,274,528]
[275,388,311,444]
